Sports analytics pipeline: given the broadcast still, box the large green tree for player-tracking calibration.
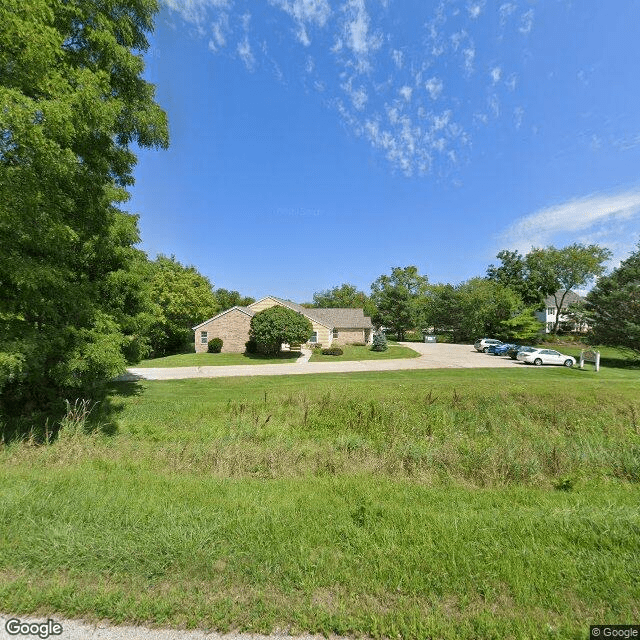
[0,0,168,430]
[488,244,611,333]
[249,306,313,355]
[311,283,376,317]
[370,266,429,340]
[214,288,255,312]
[424,280,541,343]
[147,256,219,357]
[533,244,611,333]
[585,244,640,357]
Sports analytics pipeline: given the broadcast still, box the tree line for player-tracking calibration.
[1,0,637,436]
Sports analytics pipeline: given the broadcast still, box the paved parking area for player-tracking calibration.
[120,343,524,381]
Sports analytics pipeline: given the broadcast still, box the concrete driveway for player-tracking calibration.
[119,343,524,381]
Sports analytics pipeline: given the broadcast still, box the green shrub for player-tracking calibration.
[249,306,313,355]
[207,338,223,353]
[321,347,344,356]
[245,340,258,354]
[351,342,367,347]
[371,332,388,352]
[403,330,424,342]
[436,333,453,343]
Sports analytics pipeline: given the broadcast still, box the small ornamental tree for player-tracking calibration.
[371,332,388,352]
[249,306,313,355]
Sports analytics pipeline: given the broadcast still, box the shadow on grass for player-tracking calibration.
[0,380,147,445]
[242,351,302,361]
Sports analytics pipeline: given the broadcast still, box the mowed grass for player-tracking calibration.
[137,351,302,367]
[309,343,420,362]
[1,365,639,638]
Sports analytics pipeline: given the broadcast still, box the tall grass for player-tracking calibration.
[1,368,639,638]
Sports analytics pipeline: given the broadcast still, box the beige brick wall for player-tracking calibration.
[308,322,331,347]
[194,309,252,353]
[332,328,366,345]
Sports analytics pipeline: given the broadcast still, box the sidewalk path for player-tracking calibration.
[118,343,523,381]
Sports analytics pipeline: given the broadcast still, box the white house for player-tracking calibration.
[535,290,586,333]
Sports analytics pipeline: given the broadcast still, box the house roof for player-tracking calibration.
[310,308,373,329]
[544,290,584,308]
[191,305,254,330]
[194,297,373,331]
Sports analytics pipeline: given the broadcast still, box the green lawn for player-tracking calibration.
[309,343,420,362]
[1,366,639,638]
[137,351,302,367]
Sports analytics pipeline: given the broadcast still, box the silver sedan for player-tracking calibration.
[517,348,575,367]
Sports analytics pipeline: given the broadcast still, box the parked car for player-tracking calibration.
[491,343,517,356]
[517,348,576,367]
[474,338,503,353]
[507,345,535,360]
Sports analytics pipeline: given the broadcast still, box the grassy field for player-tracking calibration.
[309,343,419,362]
[137,351,302,367]
[1,364,639,638]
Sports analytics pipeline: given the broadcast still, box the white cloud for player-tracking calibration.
[498,2,516,27]
[339,0,383,71]
[500,190,640,255]
[462,46,475,73]
[399,85,413,101]
[425,77,443,100]
[164,0,230,26]
[490,66,502,84]
[467,2,484,19]
[391,49,404,69]
[237,36,255,70]
[269,0,331,46]
[514,106,524,129]
[519,9,534,34]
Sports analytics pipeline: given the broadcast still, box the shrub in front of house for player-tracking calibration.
[371,332,388,352]
[207,338,223,353]
[245,339,258,354]
[321,347,343,356]
[249,306,313,355]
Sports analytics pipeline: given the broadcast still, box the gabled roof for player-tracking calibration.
[192,305,254,330]
[310,308,373,329]
[248,296,333,328]
[194,296,374,332]
[544,290,584,308]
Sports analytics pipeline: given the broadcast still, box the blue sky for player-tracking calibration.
[129,0,640,302]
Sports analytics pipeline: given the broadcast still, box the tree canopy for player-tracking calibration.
[370,266,429,340]
[214,288,255,312]
[147,255,219,357]
[488,244,611,333]
[249,306,313,355]
[311,283,376,317]
[0,0,168,432]
[586,244,640,356]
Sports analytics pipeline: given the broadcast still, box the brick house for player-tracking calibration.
[193,296,374,353]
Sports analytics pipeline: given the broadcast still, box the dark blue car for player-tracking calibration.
[490,343,517,355]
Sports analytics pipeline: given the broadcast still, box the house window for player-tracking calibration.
[547,307,556,316]
[309,331,318,343]
[200,331,208,344]
[333,329,339,339]
[546,322,554,332]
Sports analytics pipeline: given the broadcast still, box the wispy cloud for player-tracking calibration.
[269,0,331,46]
[500,190,640,261]
[519,9,535,35]
[161,0,539,177]
[425,77,443,100]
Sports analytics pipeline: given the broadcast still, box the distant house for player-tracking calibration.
[193,296,373,353]
[535,290,586,333]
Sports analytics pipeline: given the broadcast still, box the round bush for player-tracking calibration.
[245,339,258,354]
[207,337,223,353]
